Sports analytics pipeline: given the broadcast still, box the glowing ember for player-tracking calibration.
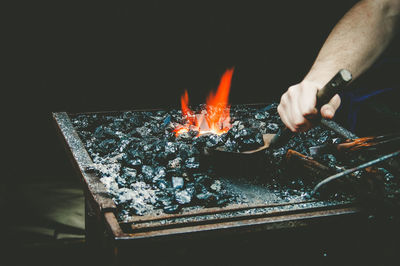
[174,68,234,136]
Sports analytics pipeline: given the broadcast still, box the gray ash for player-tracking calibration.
[71,103,398,219]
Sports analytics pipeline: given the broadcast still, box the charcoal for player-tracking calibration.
[77,130,93,142]
[266,123,279,132]
[109,118,127,131]
[195,191,219,206]
[233,128,264,151]
[72,115,90,130]
[153,125,165,136]
[261,103,276,112]
[252,120,267,132]
[157,179,169,190]
[172,176,184,189]
[193,174,213,187]
[155,152,169,164]
[167,157,182,169]
[125,148,145,160]
[165,131,176,141]
[120,168,138,184]
[216,198,230,206]
[194,183,209,196]
[223,138,239,152]
[164,122,177,132]
[303,138,318,148]
[319,154,338,169]
[255,132,264,145]
[141,165,154,182]
[142,142,155,152]
[116,176,127,187]
[206,134,226,148]
[163,204,180,214]
[96,139,118,155]
[229,121,245,135]
[192,135,208,150]
[157,195,173,208]
[151,140,165,153]
[210,180,222,192]
[123,157,142,169]
[176,132,192,143]
[127,115,143,128]
[332,138,343,144]
[188,130,199,138]
[317,131,330,144]
[72,102,370,218]
[164,142,178,157]
[175,187,194,205]
[166,168,183,177]
[189,146,201,157]
[184,157,199,170]
[163,115,172,126]
[94,125,119,140]
[177,143,190,160]
[255,112,267,120]
[234,127,256,139]
[135,173,144,182]
[113,186,156,216]
[153,166,167,182]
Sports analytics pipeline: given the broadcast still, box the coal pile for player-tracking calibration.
[71,103,385,219]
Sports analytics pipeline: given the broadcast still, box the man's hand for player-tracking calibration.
[276,0,400,133]
[277,80,341,132]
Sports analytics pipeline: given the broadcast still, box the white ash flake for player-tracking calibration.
[91,160,157,216]
[210,180,222,192]
[100,176,120,192]
[116,184,157,215]
[90,162,121,177]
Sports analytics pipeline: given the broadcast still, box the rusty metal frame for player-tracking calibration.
[53,107,363,244]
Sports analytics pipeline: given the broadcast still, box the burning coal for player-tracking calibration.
[174,68,234,136]
[71,102,392,220]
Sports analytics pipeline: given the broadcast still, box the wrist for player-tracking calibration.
[303,68,341,90]
[299,79,324,92]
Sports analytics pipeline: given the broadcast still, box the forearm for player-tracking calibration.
[305,0,400,88]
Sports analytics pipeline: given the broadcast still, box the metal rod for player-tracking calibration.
[312,149,400,195]
[310,133,400,156]
[130,203,354,233]
[286,149,333,174]
[124,200,319,224]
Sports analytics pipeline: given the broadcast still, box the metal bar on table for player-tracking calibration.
[312,149,400,195]
[125,200,319,224]
[129,203,355,233]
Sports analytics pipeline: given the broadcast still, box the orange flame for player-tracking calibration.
[174,68,234,136]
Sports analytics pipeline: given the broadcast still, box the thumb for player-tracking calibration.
[320,94,341,119]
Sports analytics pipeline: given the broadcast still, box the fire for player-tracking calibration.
[174,68,234,136]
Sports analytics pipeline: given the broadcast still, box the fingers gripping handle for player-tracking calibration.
[269,69,352,149]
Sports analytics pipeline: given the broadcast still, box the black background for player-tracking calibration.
[6,0,385,181]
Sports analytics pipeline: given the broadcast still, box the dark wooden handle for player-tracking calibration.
[269,69,352,149]
[316,69,352,110]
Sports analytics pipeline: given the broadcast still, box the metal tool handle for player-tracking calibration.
[316,69,352,110]
[269,69,352,149]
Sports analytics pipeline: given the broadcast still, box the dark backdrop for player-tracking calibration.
[6,1,362,181]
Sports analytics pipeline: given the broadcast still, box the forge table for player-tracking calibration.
[53,110,371,266]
